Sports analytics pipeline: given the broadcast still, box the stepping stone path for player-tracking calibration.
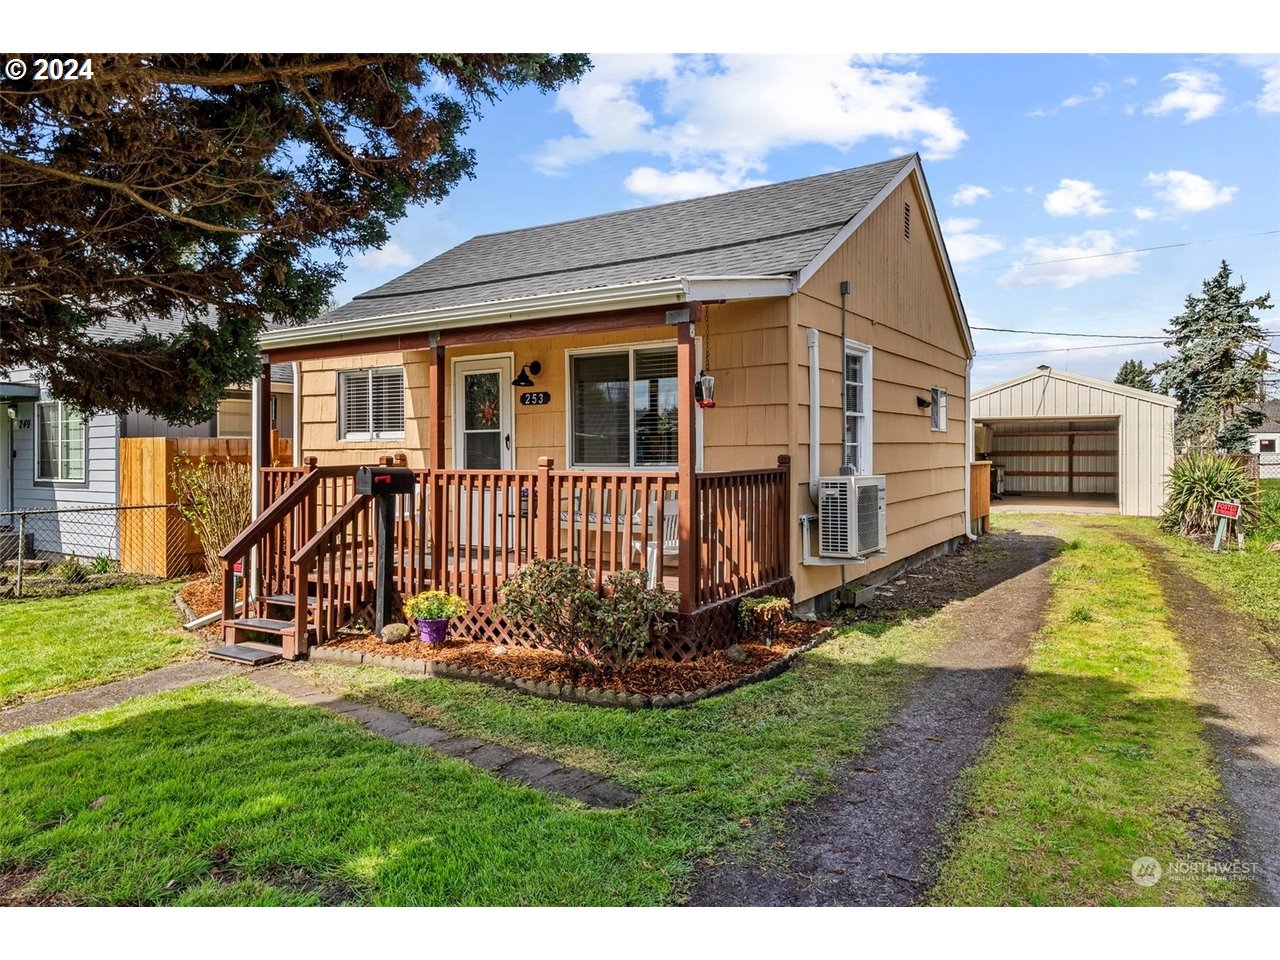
[0,660,244,735]
[250,669,637,810]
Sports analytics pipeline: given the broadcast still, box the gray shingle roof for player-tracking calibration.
[316,155,915,326]
[1256,399,1280,433]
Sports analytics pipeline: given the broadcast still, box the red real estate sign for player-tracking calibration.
[1212,500,1241,519]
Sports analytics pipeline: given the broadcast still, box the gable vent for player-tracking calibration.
[903,202,911,241]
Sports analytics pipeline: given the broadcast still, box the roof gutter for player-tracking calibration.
[258,275,793,352]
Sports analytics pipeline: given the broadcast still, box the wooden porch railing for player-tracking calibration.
[695,456,791,605]
[228,455,794,653]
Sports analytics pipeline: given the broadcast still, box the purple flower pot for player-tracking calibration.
[417,618,450,645]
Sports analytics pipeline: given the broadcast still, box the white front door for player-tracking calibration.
[453,357,514,470]
[452,357,514,552]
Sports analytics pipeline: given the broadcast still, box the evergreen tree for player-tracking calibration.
[0,54,589,423]
[1114,359,1157,392]
[1156,261,1272,452]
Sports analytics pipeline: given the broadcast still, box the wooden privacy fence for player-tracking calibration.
[118,433,293,577]
[969,461,992,535]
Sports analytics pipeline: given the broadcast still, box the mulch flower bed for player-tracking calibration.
[316,619,831,705]
[178,577,244,619]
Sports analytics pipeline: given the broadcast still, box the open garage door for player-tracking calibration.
[975,417,1120,512]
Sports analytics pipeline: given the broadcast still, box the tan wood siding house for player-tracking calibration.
[224,154,977,658]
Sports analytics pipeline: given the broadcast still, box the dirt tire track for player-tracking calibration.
[1121,532,1280,906]
[687,526,1062,906]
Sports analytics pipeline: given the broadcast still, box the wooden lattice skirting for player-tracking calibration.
[427,576,796,662]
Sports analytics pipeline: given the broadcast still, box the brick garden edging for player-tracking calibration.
[309,626,835,709]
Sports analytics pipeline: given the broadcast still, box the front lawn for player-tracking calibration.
[929,519,1249,906]
[2,606,960,904]
[0,583,201,707]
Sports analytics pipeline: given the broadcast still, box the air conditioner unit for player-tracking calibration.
[817,475,886,558]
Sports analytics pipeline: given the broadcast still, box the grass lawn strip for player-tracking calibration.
[285,607,959,900]
[0,677,666,906]
[0,583,202,708]
[928,518,1249,906]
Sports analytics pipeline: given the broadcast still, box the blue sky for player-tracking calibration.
[330,54,1280,390]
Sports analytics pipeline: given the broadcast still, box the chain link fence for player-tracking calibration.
[1261,453,1280,481]
[0,503,199,600]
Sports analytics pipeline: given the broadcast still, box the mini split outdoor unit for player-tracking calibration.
[817,475,887,559]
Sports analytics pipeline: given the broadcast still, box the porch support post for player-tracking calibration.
[676,311,700,613]
[255,361,273,472]
[428,345,445,588]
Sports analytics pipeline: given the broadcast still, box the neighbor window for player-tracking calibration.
[35,401,86,481]
[931,386,949,432]
[844,342,873,474]
[339,367,405,440]
[1262,438,1277,453]
[570,346,677,468]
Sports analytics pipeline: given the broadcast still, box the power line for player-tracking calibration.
[972,325,1163,339]
[982,339,1173,357]
[983,228,1280,271]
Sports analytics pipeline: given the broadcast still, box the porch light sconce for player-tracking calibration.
[916,395,933,409]
[511,361,542,388]
[695,370,717,409]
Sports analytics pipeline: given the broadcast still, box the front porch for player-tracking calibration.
[220,456,792,661]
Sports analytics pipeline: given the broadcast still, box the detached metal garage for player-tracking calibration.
[972,366,1177,516]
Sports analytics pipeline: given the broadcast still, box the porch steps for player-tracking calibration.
[208,641,283,666]
[221,616,302,652]
[260,593,317,608]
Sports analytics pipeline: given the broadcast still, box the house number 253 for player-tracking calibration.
[519,392,551,406]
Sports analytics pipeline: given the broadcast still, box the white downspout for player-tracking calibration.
[807,327,821,505]
[291,361,302,467]
[963,356,977,541]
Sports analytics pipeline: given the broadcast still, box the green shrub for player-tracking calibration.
[172,454,251,578]
[738,595,791,645]
[1249,480,1280,547]
[403,590,468,622]
[497,559,678,672]
[58,555,88,583]
[88,556,118,575]
[1160,451,1258,539]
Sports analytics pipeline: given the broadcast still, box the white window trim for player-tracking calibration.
[451,353,515,470]
[931,385,949,432]
[338,366,406,442]
[34,400,88,483]
[844,339,874,476]
[564,338,701,472]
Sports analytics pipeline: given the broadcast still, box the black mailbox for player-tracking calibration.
[355,466,416,495]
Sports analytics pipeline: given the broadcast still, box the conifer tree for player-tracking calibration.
[1156,261,1272,451]
[1114,359,1157,392]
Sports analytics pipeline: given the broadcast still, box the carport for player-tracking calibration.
[972,367,1176,517]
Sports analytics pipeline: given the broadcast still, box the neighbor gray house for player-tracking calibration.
[1,316,294,561]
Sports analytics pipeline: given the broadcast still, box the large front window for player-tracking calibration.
[36,401,86,481]
[571,346,678,468]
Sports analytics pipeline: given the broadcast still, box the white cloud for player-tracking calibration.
[1132,206,1158,220]
[353,242,416,270]
[951,183,991,206]
[1235,55,1280,113]
[998,231,1142,289]
[623,166,770,203]
[535,54,967,200]
[1043,179,1112,217]
[1061,82,1109,108]
[941,217,1003,264]
[1145,170,1238,213]
[1145,70,1225,122]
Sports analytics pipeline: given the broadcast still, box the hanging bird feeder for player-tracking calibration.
[695,370,717,409]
